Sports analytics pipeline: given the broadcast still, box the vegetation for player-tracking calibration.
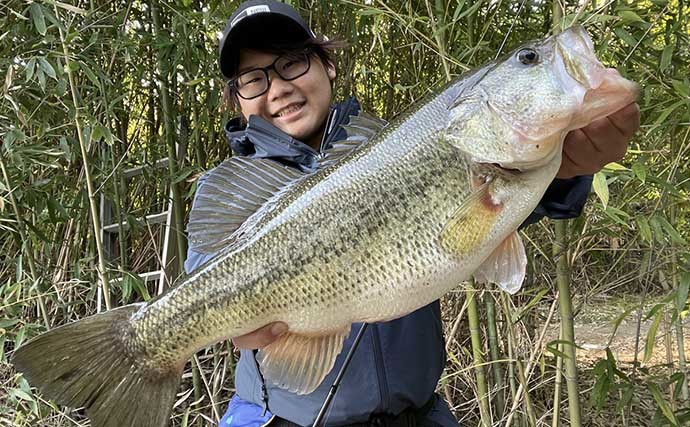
[1,0,689,426]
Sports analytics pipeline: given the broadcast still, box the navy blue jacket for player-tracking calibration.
[184,97,592,427]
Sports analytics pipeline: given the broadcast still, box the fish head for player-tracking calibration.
[446,25,639,171]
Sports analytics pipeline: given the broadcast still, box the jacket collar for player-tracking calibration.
[224,96,361,171]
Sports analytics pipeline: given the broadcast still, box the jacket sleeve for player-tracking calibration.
[520,175,593,228]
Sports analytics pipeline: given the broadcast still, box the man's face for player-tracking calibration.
[236,49,336,149]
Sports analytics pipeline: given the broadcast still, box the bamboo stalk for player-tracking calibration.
[551,329,563,427]
[150,0,187,275]
[502,293,521,426]
[54,5,112,311]
[553,219,582,427]
[0,153,50,329]
[485,291,506,416]
[551,2,582,425]
[669,137,688,401]
[150,0,200,415]
[467,284,491,426]
[425,0,451,82]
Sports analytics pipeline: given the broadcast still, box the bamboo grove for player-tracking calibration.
[1,0,689,426]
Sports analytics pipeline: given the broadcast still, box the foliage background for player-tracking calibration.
[1,0,689,426]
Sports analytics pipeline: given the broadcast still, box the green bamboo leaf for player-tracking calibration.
[37,69,46,90]
[25,58,36,81]
[81,63,100,86]
[671,80,689,98]
[130,275,152,301]
[618,10,645,23]
[30,3,47,36]
[651,100,684,129]
[643,309,663,363]
[660,44,674,71]
[677,273,690,313]
[656,216,686,244]
[10,388,35,402]
[632,162,646,183]
[0,318,21,329]
[357,8,384,16]
[649,216,665,244]
[649,383,680,425]
[613,27,638,47]
[604,162,629,171]
[456,1,483,20]
[47,197,68,223]
[54,0,88,14]
[593,172,609,208]
[3,129,26,145]
[636,217,652,243]
[616,386,634,411]
[608,306,636,346]
[38,57,56,80]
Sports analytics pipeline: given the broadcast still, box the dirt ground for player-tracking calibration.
[546,295,690,366]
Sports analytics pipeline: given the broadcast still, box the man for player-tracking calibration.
[185,1,640,426]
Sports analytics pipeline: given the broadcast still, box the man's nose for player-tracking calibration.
[268,71,295,100]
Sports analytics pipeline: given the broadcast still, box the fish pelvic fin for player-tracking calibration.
[473,231,527,294]
[11,303,182,427]
[256,325,351,395]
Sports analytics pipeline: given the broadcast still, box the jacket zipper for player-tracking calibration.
[370,325,390,410]
[319,107,339,153]
[252,349,270,415]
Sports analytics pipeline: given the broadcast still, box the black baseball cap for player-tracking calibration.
[219,0,316,79]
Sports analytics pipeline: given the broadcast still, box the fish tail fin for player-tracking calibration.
[12,303,182,427]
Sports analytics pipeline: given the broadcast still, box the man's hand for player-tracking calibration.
[232,322,288,349]
[557,103,640,179]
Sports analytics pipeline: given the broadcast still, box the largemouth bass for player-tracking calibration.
[12,26,637,427]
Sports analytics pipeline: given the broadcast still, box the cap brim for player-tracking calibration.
[219,14,312,79]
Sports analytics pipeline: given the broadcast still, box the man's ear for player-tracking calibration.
[326,63,336,81]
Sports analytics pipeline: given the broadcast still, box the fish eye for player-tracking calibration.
[517,48,540,65]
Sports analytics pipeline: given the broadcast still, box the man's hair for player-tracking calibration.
[223,36,347,111]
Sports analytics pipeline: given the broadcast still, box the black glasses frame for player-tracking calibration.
[229,51,312,100]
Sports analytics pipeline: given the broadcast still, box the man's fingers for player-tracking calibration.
[232,322,289,349]
[606,103,641,140]
[558,129,602,178]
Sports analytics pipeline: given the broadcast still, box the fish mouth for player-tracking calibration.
[480,162,523,177]
[555,26,639,127]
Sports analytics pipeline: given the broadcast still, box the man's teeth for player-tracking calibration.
[277,103,303,117]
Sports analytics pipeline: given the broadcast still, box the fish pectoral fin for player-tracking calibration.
[256,325,351,395]
[473,231,527,294]
[187,157,306,254]
[439,183,497,256]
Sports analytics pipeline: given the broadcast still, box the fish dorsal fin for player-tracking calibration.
[187,157,305,254]
[256,325,351,395]
[473,231,527,294]
[320,112,388,168]
[341,111,388,139]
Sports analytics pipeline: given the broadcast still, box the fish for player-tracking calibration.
[11,26,638,427]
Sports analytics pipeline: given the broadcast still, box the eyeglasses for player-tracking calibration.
[230,52,311,100]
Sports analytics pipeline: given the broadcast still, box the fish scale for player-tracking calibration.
[11,26,639,426]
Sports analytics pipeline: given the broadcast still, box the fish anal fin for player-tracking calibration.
[256,326,351,395]
[473,231,527,294]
